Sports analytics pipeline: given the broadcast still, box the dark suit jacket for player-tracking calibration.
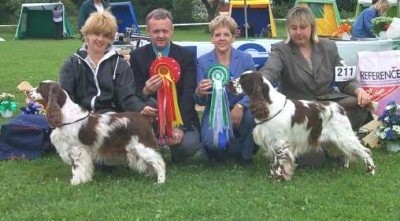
[260,38,360,100]
[129,43,200,130]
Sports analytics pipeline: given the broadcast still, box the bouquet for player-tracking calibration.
[371,17,393,36]
[0,93,18,118]
[376,101,400,141]
[331,20,352,39]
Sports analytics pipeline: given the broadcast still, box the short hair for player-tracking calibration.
[209,15,238,35]
[146,8,173,25]
[80,11,117,40]
[284,5,319,44]
[374,0,390,9]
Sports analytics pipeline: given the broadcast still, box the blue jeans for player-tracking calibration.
[201,107,257,162]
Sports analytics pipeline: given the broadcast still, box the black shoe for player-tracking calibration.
[239,157,252,166]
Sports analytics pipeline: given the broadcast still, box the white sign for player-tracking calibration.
[335,66,357,82]
[175,38,397,68]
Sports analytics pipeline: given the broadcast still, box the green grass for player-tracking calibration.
[1,27,400,220]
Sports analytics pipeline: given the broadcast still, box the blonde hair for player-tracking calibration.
[284,5,319,44]
[374,0,390,13]
[80,10,117,40]
[209,15,238,35]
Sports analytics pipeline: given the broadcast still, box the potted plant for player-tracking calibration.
[371,17,393,38]
[376,101,400,152]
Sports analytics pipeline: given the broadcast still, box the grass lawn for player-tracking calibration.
[1,27,400,220]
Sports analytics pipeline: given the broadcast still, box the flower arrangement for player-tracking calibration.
[376,101,400,141]
[371,17,393,36]
[331,20,352,39]
[0,93,18,118]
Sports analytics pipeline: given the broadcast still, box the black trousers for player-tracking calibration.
[54,21,63,40]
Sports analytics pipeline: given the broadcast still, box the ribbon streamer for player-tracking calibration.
[208,65,232,150]
[150,56,182,145]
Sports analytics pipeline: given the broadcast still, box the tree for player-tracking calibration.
[201,0,224,21]
[172,0,194,23]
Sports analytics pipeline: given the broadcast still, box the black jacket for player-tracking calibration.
[129,43,200,130]
[60,45,143,113]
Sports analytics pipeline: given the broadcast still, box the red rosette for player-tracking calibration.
[149,57,182,146]
[149,57,181,82]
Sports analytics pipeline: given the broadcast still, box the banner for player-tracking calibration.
[357,50,400,116]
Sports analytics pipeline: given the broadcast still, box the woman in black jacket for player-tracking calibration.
[60,10,145,113]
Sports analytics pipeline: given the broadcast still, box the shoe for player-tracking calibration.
[239,157,252,166]
[159,145,171,160]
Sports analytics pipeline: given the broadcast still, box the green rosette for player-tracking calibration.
[208,65,230,86]
[207,65,232,150]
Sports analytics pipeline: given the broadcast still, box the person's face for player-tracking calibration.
[147,18,173,50]
[288,21,312,46]
[85,33,112,54]
[211,26,234,54]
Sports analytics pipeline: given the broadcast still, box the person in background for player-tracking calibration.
[352,0,390,38]
[77,0,110,32]
[52,2,63,40]
[60,11,144,114]
[195,15,257,166]
[259,5,373,167]
[129,8,201,163]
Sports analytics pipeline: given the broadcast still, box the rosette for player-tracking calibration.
[208,65,232,150]
[149,56,182,145]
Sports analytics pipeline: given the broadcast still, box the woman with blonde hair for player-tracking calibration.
[352,0,390,38]
[259,5,373,167]
[195,15,257,165]
[60,11,144,113]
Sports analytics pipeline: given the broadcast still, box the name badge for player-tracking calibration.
[335,66,357,82]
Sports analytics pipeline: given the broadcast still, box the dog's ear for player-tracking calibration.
[46,84,63,128]
[261,79,272,104]
[239,73,254,96]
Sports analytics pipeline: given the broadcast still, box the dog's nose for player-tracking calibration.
[227,77,244,95]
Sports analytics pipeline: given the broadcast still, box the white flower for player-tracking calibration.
[393,125,400,134]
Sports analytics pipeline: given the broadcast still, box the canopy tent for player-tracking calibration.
[15,3,73,39]
[355,0,400,17]
[295,0,341,37]
[229,0,277,38]
[110,2,140,34]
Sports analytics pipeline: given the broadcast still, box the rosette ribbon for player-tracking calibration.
[208,65,232,150]
[149,56,183,145]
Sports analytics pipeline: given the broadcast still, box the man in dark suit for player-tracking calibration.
[129,8,200,162]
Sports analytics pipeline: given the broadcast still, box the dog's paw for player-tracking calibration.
[366,164,376,175]
[157,173,166,184]
[70,176,92,185]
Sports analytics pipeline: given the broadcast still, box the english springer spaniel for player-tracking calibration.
[29,81,166,185]
[231,71,376,181]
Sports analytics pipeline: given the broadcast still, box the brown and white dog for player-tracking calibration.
[28,81,166,185]
[231,71,376,181]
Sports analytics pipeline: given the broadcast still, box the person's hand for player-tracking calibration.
[195,79,212,97]
[231,103,244,128]
[140,106,158,118]
[143,75,163,96]
[169,127,184,146]
[355,88,371,107]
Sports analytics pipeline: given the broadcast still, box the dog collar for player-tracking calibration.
[60,112,90,127]
[256,99,287,125]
